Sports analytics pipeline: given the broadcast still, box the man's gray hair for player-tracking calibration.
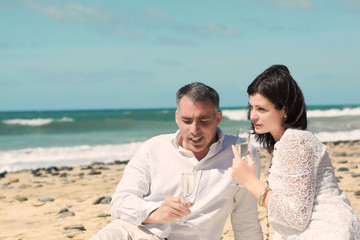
[176,82,220,113]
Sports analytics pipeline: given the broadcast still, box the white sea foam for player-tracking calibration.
[222,109,248,121]
[1,130,359,173]
[3,117,73,126]
[314,129,360,142]
[0,142,142,172]
[307,107,360,118]
[247,129,360,148]
[222,107,360,121]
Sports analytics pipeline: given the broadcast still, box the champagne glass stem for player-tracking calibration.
[180,173,195,224]
[233,128,250,187]
[183,196,189,223]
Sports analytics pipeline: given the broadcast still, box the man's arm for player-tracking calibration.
[110,144,160,225]
[231,189,263,240]
[110,142,192,226]
[231,145,263,240]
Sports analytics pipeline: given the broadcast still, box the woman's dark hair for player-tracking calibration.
[247,64,307,153]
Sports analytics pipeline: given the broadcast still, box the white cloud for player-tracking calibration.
[336,0,360,11]
[110,28,143,39]
[154,35,195,46]
[24,0,111,23]
[144,6,170,22]
[6,1,240,42]
[199,23,240,37]
[141,6,240,38]
[263,0,314,10]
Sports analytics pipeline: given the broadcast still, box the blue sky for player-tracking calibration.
[1,0,359,111]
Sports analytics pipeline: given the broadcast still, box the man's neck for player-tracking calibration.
[178,133,219,161]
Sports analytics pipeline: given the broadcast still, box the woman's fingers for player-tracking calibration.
[246,151,254,164]
[231,145,241,159]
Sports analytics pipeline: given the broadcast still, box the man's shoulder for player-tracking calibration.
[222,133,235,145]
[143,132,176,145]
[133,133,176,157]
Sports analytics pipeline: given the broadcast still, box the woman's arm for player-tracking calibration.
[267,133,316,230]
[232,132,316,231]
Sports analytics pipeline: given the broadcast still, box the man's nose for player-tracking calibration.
[190,122,200,134]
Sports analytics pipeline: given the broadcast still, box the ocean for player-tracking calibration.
[1,105,360,172]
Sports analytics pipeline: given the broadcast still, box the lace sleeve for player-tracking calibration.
[268,131,317,231]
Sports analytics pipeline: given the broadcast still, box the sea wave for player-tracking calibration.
[222,109,248,121]
[0,142,142,172]
[307,107,360,118]
[3,117,74,126]
[315,129,360,142]
[1,129,359,173]
[222,107,360,121]
[247,129,360,148]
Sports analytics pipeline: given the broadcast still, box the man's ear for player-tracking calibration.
[216,110,222,126]
[175,110,179,126]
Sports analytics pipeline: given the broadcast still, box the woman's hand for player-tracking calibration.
[231,145,258,188]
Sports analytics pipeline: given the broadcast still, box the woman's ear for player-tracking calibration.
[283,108,287,119]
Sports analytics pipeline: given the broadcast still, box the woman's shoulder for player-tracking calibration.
[282,128,318,144]
[281,129,327,161]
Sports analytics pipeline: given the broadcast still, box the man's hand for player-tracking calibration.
[143,196,194,224]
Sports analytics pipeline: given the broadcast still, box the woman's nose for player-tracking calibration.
[250,111,257,121]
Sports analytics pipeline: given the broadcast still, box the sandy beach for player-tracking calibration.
[1,141,359,240]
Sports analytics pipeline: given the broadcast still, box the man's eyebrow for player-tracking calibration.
[180,115,211,120]
[181,116,192,120]
[198,115,211,119]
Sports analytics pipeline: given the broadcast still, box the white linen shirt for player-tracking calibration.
[110,128,263,240]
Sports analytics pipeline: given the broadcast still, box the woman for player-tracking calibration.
[232,64,360,239]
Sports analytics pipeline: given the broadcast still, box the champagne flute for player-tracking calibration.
[235,128,250,161]
[181,172,196,223]
[232,128,250,187]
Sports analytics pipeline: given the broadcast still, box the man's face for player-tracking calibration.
[175,95,222,160]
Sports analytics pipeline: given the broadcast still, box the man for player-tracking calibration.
[92,82,263,240]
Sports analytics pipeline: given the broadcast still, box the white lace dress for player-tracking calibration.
[268,128,360,240]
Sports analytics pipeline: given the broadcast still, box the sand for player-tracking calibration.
[0,141,359,240]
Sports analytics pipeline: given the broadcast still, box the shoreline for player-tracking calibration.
[1,139,359,175]
[0,141,359,239]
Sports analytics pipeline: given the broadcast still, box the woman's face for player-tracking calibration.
[249,93,285,141]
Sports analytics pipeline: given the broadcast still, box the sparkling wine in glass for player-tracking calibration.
[235,128,250,161]
[181,172,196,223]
